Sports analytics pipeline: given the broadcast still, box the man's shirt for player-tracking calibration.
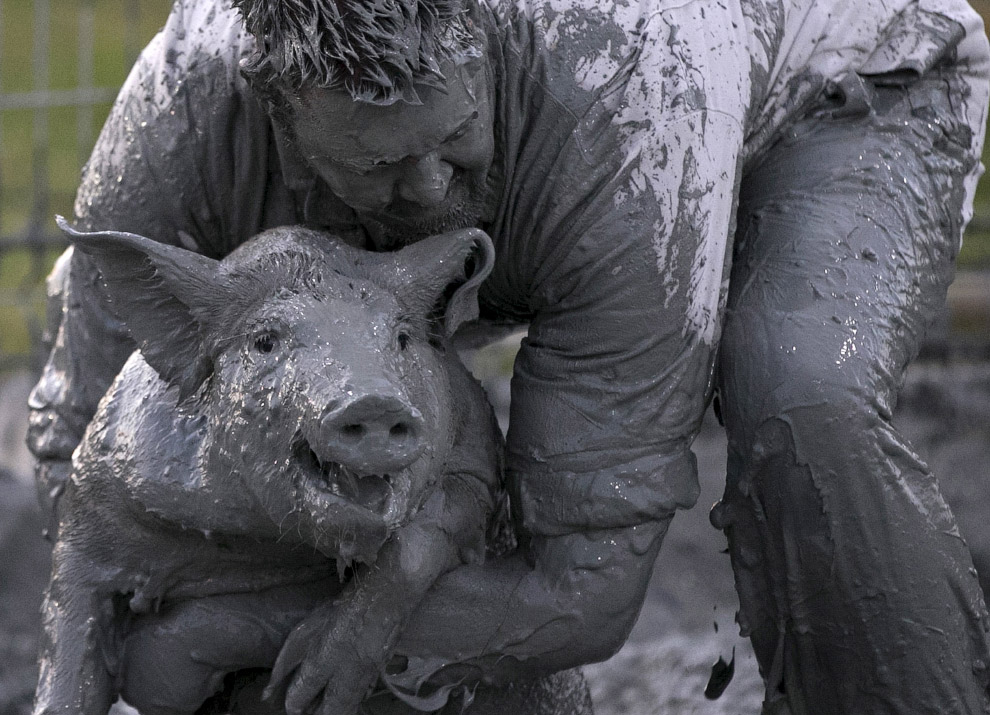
[38,0,989,536]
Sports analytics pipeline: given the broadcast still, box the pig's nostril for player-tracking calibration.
[341,424,365,442]
[320,396,425,475]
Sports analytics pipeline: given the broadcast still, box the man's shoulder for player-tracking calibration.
[164,0,250,69]
[482,0,648,36]
[76,0,283,255]
[128,0,253,112]
[482,0,650,84]
[481,0,763,116]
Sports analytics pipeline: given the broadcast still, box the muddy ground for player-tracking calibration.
[1,358,989,715]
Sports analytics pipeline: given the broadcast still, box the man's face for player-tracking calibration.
[286,62,495,249]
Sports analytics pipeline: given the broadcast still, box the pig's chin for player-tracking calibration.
[290,436,414,529]
[293,438,391,512]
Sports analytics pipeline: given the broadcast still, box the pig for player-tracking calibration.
[34,219,594,715]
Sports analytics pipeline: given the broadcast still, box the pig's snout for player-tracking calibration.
[319,395,425,475]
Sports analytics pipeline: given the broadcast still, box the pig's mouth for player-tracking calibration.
[292,437,394,513]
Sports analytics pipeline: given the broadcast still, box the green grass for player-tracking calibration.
[1,0,990,365]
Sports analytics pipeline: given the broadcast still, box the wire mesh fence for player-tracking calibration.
[0,0,165,372]
[1,0,990,374]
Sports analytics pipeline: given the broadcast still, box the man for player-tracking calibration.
[28,0,990,712]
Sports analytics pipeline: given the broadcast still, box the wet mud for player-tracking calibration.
[2,358,989,714]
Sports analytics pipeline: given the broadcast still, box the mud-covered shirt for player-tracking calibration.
[41,0,989,536]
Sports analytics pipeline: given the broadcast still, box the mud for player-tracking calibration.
[2,358,989,714]
[25,0,990,707]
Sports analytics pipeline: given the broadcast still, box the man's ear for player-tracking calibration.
[57,216,221,399]
[386,228,495,338]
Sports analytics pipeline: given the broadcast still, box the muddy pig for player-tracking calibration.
[34,219,594,715]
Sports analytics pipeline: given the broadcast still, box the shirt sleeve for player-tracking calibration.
[500,1,753,537]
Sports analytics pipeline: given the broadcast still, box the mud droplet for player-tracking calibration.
[704,646,735,700]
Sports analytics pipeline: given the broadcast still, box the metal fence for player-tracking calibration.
[0,0,165,372]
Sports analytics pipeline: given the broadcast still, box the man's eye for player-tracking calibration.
[324,157,380,176]
[343,163,374,176]
[448,125,470,142]
[347,160,394,176]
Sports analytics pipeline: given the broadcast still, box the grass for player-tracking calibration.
[2,0,990,365]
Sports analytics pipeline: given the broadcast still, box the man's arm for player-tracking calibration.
[392,221,713,685]
[388,0,755,687]
[27,0,275,518]
[398,520,672,684]
[28,247,135,517]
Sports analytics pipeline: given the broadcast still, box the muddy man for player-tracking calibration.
[28,0,990,712]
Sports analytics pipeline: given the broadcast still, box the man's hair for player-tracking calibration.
[234,0,482,105]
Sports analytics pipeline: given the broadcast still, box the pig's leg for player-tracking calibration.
[118,582,329,715]
[34,542,120,715]
[270,474,489,715]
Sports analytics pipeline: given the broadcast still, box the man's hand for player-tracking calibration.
[393,519,673,687]
[266,598,390,715]
[267,510,470,715]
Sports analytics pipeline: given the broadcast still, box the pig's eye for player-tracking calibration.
[397,332,410,351]
[254,332,280,354]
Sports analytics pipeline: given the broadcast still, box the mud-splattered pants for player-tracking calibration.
[712,65,990,714]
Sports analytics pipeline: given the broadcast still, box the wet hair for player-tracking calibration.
[234,0,482,106]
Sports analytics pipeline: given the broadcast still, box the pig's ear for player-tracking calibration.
[390,228,495,338]
[57,216,220,398]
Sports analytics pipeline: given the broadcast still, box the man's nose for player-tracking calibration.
[396,151,453,207]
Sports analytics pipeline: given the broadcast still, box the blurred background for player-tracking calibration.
[0,0,164,373]
[1,2,989,714]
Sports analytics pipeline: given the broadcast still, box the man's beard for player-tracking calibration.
[358,173,490,251]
